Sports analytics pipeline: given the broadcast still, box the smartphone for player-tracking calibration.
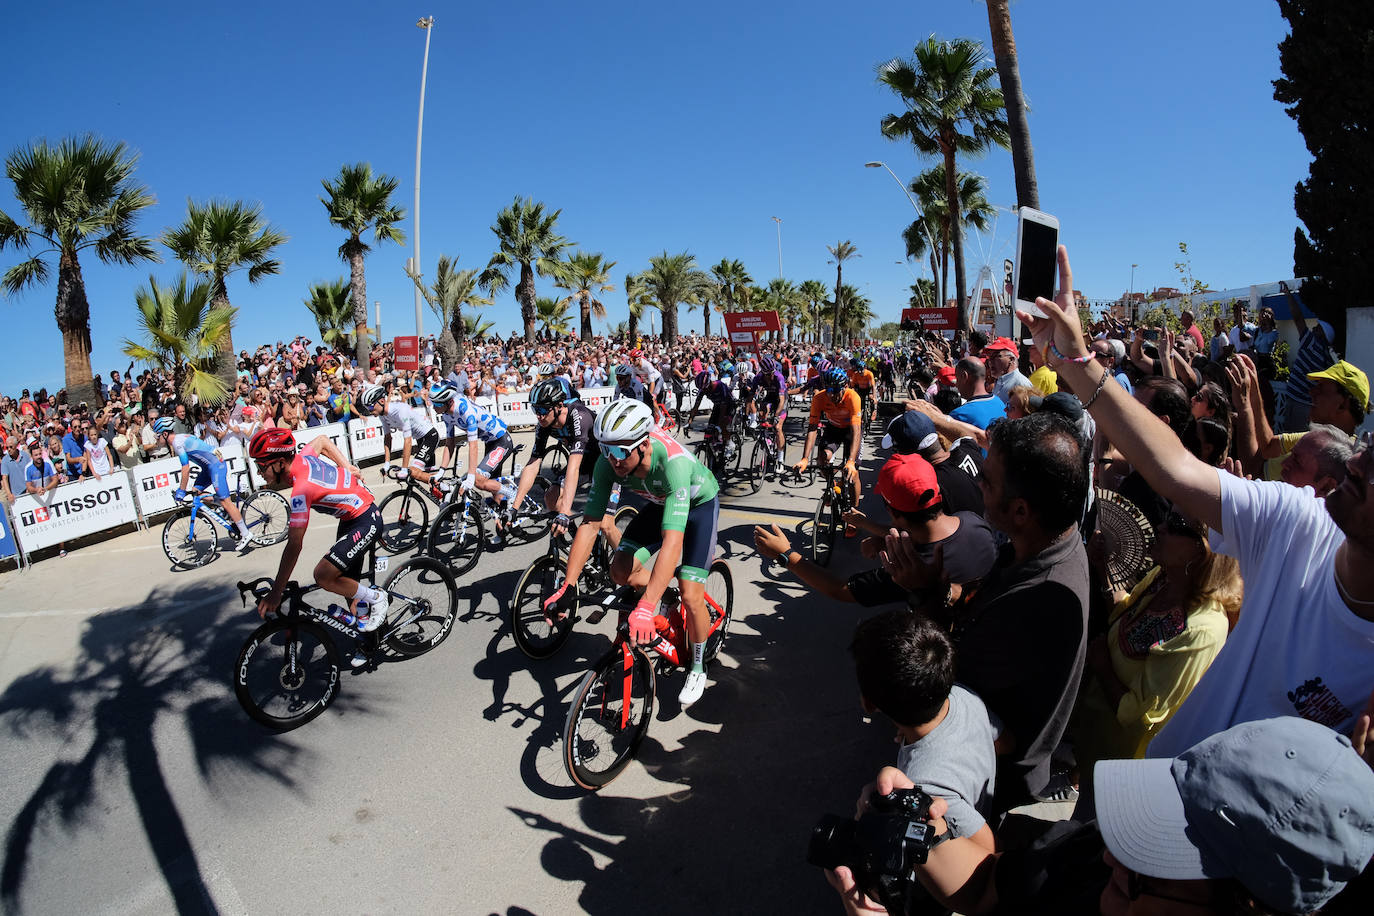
[1144,329,1159,342]
[1013,207,1060,317]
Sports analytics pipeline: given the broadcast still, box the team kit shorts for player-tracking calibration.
[324,504,384,579]
[192,458,232,500]
[476,433,515,477]
[409,428,440,469]
[616,496,719,585]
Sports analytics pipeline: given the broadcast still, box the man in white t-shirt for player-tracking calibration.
[1022,246,1374,759]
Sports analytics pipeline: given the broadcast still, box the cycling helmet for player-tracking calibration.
[594,399,654,447]
[538,362,557,377]
[151,416,176,435]
[429,382,457,405]
[248,427,296,462]
[815,358,832,373]
[758,355,777,374]
[531,377,574,410]
[809,354,823,366]
[823,367,848,390]
[614,364,633,379]
[693,370,713,390]
[358,384,387,413]
[849,357,863,370]
[629,349,643,362]
[717,360,735,377]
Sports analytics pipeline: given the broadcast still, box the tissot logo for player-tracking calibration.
[19,485,126,527]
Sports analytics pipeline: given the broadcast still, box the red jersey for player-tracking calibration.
[287,445,374,528]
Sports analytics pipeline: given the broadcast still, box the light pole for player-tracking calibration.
[1129,262,1138,321]
[412,15,435,338]
[771,216,783,278]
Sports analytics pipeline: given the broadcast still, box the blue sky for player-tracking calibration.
[1,0,1308,393]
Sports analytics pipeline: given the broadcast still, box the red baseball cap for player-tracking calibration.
[877,453,942,513]
[936,366,957,385]
[985,337,1020,358]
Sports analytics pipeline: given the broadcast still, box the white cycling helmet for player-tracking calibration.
[594,399,654,447]
[358,384,387,412]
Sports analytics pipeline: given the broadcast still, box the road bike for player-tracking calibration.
[560,559,733,789]
[507,498,639,660]
[691,422,744,480]
[810,449,855,567]
[232,546,458,730]
[375,465,457,554]
[161,480,289,569]
[424,444,552,576]
[741,415,785,495]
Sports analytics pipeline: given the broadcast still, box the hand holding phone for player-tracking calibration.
[1013,207,1060,318]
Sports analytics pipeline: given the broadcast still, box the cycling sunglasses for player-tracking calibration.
[532,404,554,417]
[599,441,642,461]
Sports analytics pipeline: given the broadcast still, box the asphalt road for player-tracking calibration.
[0,420,959,916]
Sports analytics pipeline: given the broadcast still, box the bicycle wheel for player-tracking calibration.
[746,440,766,494]
[702,559,734,662]
[544,444,570,483]
[728,431,745,473]
[563,647,656,790]
[692,441,715,476]
[162,507,219,569]
[234,618,341,730]
[241,490,290,546]
[381,555,459,657]
[510,553,578,659]
[377,488,430,554]
[810,489,838,566]
[425,498,484,577]
[505,476,553,544]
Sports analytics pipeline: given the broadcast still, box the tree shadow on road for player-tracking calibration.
[0,579,354,915]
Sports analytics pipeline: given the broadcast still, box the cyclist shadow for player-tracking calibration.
[0,578,349,915]
[459,567,522,625]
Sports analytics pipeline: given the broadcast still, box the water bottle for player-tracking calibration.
[327,603,355,626]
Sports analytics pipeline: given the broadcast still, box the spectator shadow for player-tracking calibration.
[0,580,358,915]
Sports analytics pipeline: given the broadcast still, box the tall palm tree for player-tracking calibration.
[799,280,830,344]
[760,278,804,342]
[984,0,1039,209]
[320,163,406,368]
[535,295,573,338]
[555,251,616,343]
[878,36,1009,331]
[462,312,496,342]
[708,258,752,336]
[624,272,655,343]
[0,135,159,406]
[122,272,235,405]
[162,199,287,397]
[637,252,711,345]
[303,278,358,350]
[826,283,875,345]
[904,165,995,305]
[479,196,572,344]
[405,256,491,368]
[827,241,860,345]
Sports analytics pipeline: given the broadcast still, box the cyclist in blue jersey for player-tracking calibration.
[441,384,519,518]
[154,417,255,552]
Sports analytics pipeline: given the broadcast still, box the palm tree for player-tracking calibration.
[799,280,830,344]
[826,283,875,345]
[760,278,804,342]
[984,0,1039,209]
[708,258,752,336]
[827,241,861,345]
[479,196,572,344]
[303,278,359,350]
[122,272,235,405]
[536,296,573,338]
[462,312,496,342]
[0,135,159,406]
[904,165,995,305]
[555,251,616,343]
[637,251,711,345]
[878,36,1009,331]
[405,256,491,368]
[162,199,287,397]
[320,163,406,368]
[624,272,655,343]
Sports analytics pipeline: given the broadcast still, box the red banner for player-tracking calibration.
[901,307,958,331]
[393,335,420,371]
[723,311,781,334]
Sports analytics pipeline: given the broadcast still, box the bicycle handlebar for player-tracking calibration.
[235,577,298,606]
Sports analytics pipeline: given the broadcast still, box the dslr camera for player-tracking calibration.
[808,787,939,909]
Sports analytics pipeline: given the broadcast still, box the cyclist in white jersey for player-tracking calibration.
[154,417,254,551]
[359,384,443,490]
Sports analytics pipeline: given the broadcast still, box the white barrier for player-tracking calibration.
[578,386,617,410]
[292,422,349,459]
[11,473,140,553]
[129,439,260,517]
[346,417,407,462]
[496,391,535,427]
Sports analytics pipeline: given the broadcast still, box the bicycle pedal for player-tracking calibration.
[585,608,608,625]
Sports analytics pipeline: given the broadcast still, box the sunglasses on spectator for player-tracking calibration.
[599,442,640,461]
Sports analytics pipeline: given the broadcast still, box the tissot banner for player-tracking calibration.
[12,474,139,553]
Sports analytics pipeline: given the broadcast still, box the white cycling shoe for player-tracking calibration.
[678,669,708,707]
[356,592,389,633]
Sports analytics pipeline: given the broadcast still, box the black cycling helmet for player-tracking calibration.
[531,377,574,410]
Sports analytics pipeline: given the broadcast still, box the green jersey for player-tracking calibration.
[584,429,718,532]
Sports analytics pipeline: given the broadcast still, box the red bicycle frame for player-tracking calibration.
[605,588,727,730]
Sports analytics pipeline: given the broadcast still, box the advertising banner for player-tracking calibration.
[12,474,140,553]
[292,423,349,459]
[393,336,420,371]
[577,386,617,411]
[0,504,17,561]
[722,311,781,334]
[346,417,406,463]
[496,390,535,427]
[131,440,260,518]
[902,307,959,331]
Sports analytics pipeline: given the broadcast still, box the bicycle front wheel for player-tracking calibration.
[162,508,218,569]
[510,553,578,659]
[746,440,766,494]
[377,488,430,554]
[242,490,290,546]
[234,618,341,730]
[426,498,484,576]
[381,555,459,657]
[811,490,838,566]
[692,441,714,477]
[505,476,553,544]
[702,559,734,663]
[563,647,655,790]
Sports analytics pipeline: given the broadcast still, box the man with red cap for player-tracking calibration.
[984,336,1032,405]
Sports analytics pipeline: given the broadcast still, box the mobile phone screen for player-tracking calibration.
[1017,219,1058,305]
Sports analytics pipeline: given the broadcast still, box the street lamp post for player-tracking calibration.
[1130,262,1138,321]
[864,161,941,260]
[413,16,435,338]
[771,216,783,278]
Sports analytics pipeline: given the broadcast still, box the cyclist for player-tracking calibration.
[788,354,833,396]
[633,350,669,426]
[848,356,877,419]
[359,383,444,493]
[754,355,789,473]
[793,367,862,501]
[543,400,721,706]
[510,377,620,545]
[612,363,652,411]
[154,416,254,552]
[685,369,738,468]
[248,428,388,640]
[436,382,519,524]
[877,350,897,401]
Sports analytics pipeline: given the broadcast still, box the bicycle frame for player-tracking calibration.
[184,490,237,539]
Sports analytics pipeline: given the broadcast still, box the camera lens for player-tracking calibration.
[807,815,858,870]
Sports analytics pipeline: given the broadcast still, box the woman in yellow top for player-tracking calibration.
[1073,511,1242,767]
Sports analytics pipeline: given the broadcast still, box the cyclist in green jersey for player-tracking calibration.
[543,400,721,706]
